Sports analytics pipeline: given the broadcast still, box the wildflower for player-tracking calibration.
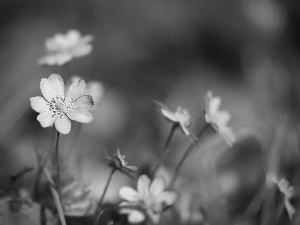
[38,29,94,66]
[106,149,138,178]
[119,174,178,224]
[30,74,94,134]
[154,100,193,136]
[204,91,235,146]
[266,174,295,220]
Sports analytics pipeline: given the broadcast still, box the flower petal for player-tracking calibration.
[67,79,86,100]
[150,177,166,196]
[55,115,71,134]
[119,187,139,202]
[37,111,57,127]
[219,126,235,147]
[147,210,161,224]
[67,108,93,123]
[48,74,65,97]
[179,122,190,136]
[161,108,176,122]
[71,45,93,57]
[128,210,146,224]
[155,191,178,206]
[72,95,94,110]
[210,96,221,114]
[119,202,134,214]
[40,77,57,102]
[137,175,151,196]
[30,96,49,113]
[217,110,231,126]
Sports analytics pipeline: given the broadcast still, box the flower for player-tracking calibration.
[266,174,295,220]
[154,100,193,136]
[204,91,235,146]
[38,29,94,66]
[30,74,94,134]
[106,149,138,178]
[119,175,178,224]
[71,76,104,109]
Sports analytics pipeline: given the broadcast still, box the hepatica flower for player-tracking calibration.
[154,100,193,136]
[204,91,235,146]
[38,29,94,66]
[30,74,94,134]
[106,149,138,178]
[119,175,178,224]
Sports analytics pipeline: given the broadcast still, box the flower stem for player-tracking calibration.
[54,131,62,201]
[152,123,178,177]
[168,123,210,188]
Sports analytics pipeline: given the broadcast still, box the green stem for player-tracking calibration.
[168,123,210,188]
[152,123,178,177]
[55,131,62,201]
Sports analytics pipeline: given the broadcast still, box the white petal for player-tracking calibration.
[119,201,134,214]
[150,177,166,196]
[161,108,176,122]
[71,45,92,57]
[119,187,139,202]
[128,210,146,224]
[56,53,73,66]
[37,111,57,127]
[55,115,71,134]
[210,97,221,114]
[40,78,57,102]
[67,79,86,100]
[72,95,94,110]
[179,122,190,136]
[217,110,231,126]
[30,96,49,113]
[147,210,161,224]
[67,108,93,123]
[84,81,104,107]
[219,126,235,147]
[137,175,151,195]
[48,74,65,97]
[155,191,178,206]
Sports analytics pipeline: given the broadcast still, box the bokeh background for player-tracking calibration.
[1,1,300,225]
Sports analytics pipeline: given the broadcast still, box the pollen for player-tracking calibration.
[48,95,74,118]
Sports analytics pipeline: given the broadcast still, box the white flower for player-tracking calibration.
[119,175,178,224]
[204,91,235,146]
[154,100,193,136]
[30,74,94,134]
[266,174,295,220]
[38,30,94,66]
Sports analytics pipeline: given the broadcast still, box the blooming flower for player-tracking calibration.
[119,175,178,224]
[154,100,193,136]
[30,74,94,134]
[38,29,94,66]
[266,174,295,220]
[204,91,235,146]
[106,149,138,178]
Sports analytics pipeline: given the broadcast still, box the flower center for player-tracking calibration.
[174,107,192,127]
[48,95,74,118]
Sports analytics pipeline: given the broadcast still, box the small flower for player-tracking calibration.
[106,149,138,178]
[30,74,94,134]
[266,174,295,220]
[204,91,235,146]
[154,100,193,136]
[71,76,104,109]
[38,29,94,66]
[119,174,178,224]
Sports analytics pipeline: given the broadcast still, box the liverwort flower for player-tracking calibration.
[106,149,138,178]
[30,74,94,134]
[154,100,193,136]
[38,29,94,66]
[204,91,235,146]
[266,174,295,220]
[119,174,178,224]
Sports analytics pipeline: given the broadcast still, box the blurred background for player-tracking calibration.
[1,0,300,224]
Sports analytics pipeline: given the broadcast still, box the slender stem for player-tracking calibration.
[168,123,210,188]
[152,123,178,177]
[54,131,61,200]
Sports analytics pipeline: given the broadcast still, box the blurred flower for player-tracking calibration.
[30,74,94,134]
[106,149,138,178]
[119,175,178,224]
[266,174,295,219]
[71,76,104,109]
[38,29,94,66]
[204,91,235,146]
[154,100,193,136]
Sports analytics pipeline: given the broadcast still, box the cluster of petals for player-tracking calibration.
[204,91,235,146]
[30,74,94,134]
[38,29,94,66]
[154,100,193,136]
[119,174,178,224]
[266,173,295,219]
[106,149,138,178]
